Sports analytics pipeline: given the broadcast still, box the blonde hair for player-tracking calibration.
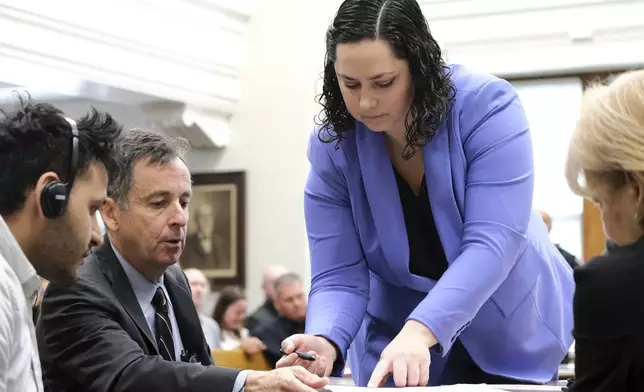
[565,69,644,200]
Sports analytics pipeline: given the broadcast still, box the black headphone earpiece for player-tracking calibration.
[41,117,79,219]
[41,182,71,219]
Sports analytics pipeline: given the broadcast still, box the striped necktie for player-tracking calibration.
[151,287,176,361]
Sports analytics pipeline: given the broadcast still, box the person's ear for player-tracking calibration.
[627,172,644,224]
[33,172,62,218]
[100,198,121,232]
[625,172,644,201]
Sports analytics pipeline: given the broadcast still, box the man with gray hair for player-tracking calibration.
[36,130,327,392]
[253,273,307,367]
[184,268,221,349]
[247,264,290,333]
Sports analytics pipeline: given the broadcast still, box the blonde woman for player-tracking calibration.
[565,69,644,392]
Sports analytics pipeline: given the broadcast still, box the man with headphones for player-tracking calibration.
[0,97,122,391]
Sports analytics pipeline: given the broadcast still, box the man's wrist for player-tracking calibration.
[241,370,264,392]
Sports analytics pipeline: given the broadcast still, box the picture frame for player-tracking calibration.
[180,171,246,288]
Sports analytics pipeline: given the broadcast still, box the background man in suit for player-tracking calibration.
[0,99,122,391]
[37,130,328,392]
[253,273,307,367]
[247,264,289,332]
[539,210,580,269]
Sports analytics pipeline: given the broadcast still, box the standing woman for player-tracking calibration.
[278,0,574,387]
[564,69,644,392]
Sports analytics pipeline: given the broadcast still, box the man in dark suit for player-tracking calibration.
[36,130,327,392]
[539,210,580,269]
[247,264,289,333]
[253,273,307,367]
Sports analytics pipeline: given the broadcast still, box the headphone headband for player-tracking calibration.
[64,117,79,193]
[40,116,80,219]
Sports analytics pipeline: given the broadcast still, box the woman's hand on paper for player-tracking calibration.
[275,334,337,377]
[367,320,437,387]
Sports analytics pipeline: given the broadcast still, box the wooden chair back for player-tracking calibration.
[211,348,272,371]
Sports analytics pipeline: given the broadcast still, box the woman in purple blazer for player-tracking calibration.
[277,0,574,387]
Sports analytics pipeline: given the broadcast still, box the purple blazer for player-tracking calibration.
[304,64,574,385]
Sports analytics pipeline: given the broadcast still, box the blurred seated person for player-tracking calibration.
[213,286,266,355]
[539,210,579,269]
[252,273,307,368]
[184,268,221,349]
[564,69,644,392]
[246,264,289,332]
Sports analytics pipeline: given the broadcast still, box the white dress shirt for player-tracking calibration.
[0,216,43,392]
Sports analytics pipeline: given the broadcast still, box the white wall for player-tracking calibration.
[213,1,642,308]
[511,78,585,258]
[5,0,643,309]
[188,0,343,308]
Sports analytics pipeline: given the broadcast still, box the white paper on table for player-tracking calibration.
[322,385,505,391]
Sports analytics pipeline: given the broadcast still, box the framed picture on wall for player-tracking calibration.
[180,171,246,287]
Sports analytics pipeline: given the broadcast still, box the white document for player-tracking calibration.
[323,385,561,392]
[322,385,504,391]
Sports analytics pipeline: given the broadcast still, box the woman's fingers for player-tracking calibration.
[392,358,408,387]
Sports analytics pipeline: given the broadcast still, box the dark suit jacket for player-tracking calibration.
[36,240,240,392]
[570,236,644,392]
[246,299,279,334]
[555,244,579,270]
[252,316,305,368]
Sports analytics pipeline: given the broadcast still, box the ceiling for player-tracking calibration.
[0,78,173,107]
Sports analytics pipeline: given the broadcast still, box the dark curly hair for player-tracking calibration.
[0,94,123,216]
[212,286,246,335]
[317,0,456,159]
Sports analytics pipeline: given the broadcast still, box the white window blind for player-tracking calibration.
[511,77,584,258]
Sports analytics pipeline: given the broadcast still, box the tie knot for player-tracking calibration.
[152,287,167,311]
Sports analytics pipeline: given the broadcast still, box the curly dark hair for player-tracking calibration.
[317,0,456,159]
[0,94,123,216]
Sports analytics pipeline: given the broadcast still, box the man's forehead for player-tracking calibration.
[76,162,108,196]
[130,159,191,194]
[279,281,302,295]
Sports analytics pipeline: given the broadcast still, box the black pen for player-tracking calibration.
[280,348,316,361]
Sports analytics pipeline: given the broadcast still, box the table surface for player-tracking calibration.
[326,380,563,391]
[341,364,574,380]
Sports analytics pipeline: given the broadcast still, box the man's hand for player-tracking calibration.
[240,337,266,355]
[367,320,437,387]
[276,334,337,377]
[244,367,329,392]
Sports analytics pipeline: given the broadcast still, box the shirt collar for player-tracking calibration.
[111,241,164,306]
[0,215,41,303]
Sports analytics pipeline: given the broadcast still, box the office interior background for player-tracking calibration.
[1,0,642,310]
